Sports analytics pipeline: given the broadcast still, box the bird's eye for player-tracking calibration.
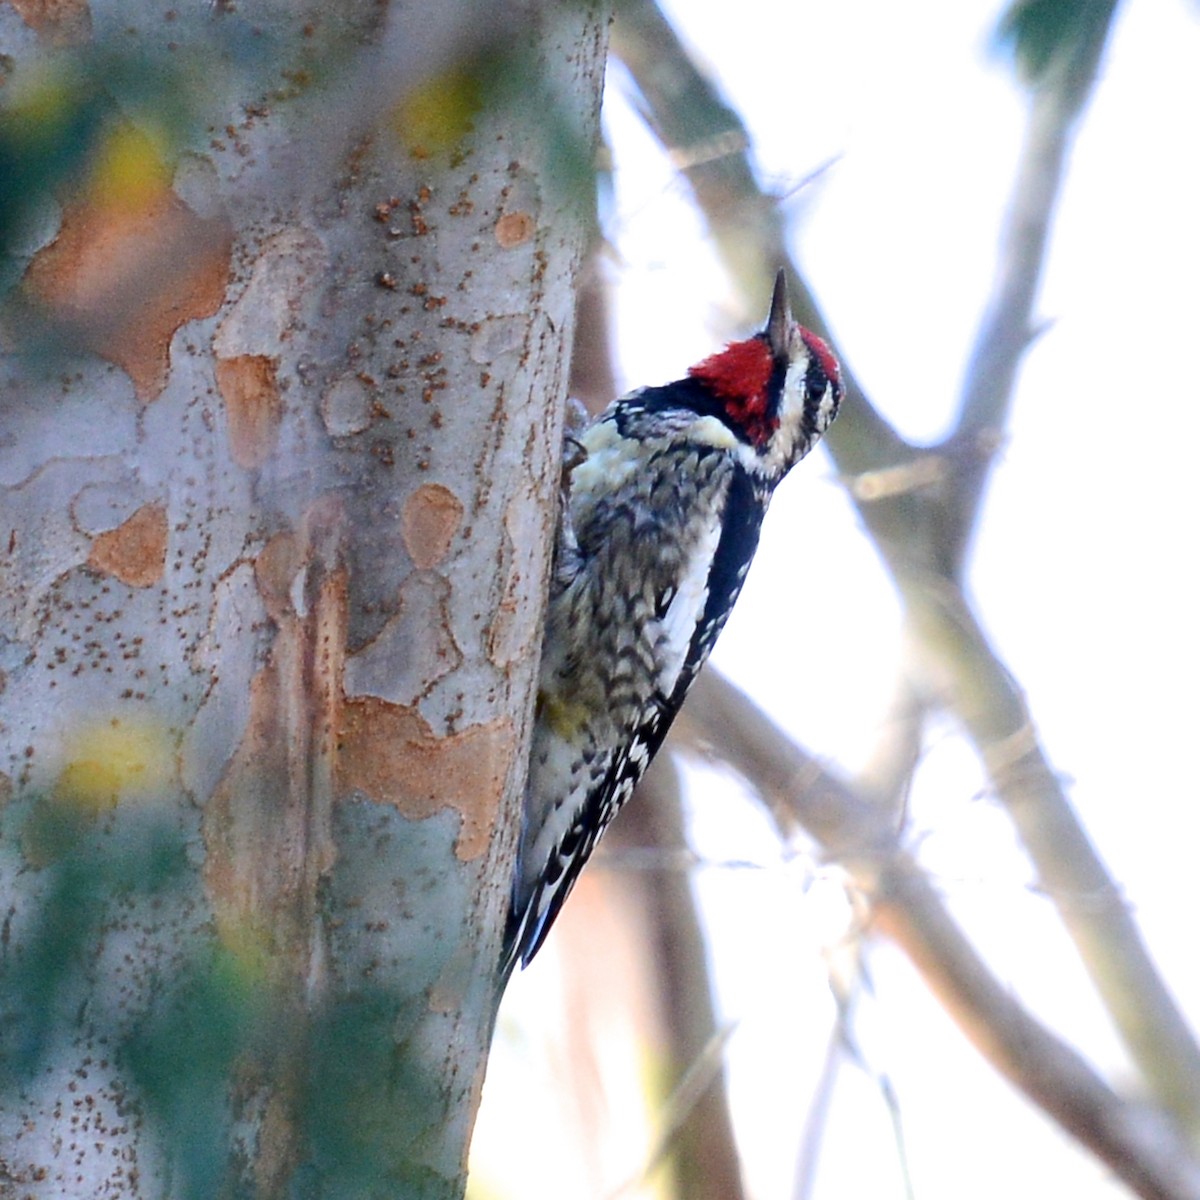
[805,359,829,405]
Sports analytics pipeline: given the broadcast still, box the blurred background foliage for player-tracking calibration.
[2,42,209,281]
[1,782,456,1198]
[1,785,239,1198]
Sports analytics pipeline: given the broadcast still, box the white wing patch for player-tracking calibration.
[655,513,724,699]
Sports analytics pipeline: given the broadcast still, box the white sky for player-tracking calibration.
[477,2,1200,1197]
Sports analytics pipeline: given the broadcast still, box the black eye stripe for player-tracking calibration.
[805,357,828,403]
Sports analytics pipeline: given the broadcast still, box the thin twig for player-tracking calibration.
[791,1021,841,1200]
[675,669,1200,1200]
[613,1022,740,1197]
[906,578,1200,1129]
[612,0,1200,1137]
[946,0,1120,566]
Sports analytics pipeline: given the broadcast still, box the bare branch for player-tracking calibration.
[609,0,910,479]
[612,0,1200,1139]
[906,579,1200,1129]
[676,670,1200,1200]
[944,0,1121,567]
[600,753,749,1199]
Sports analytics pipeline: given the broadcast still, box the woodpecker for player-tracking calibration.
[503,271,843,973]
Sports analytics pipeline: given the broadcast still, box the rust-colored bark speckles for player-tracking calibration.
[86,502,168,587]
[24,189,232,403]
[400,483,463,569]
[494,211,534,249]
[8,0,91,44]
[336,698,511,862]
[215,354,283,468]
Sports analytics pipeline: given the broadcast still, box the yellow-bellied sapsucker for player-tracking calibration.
[503,271,843,973]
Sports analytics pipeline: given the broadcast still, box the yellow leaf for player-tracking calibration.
[56,716,173,809]
[87,122,171,210]
[392,67,481,156]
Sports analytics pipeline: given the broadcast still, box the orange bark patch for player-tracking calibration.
[9,0,91,44]
[24,188,232,402]
[494,212,534,249]
[400,483,463,569]
[254,529,301,623]
[215,354,283,468]
[428,945,474,1015]
[87,502,168,587]
[203,557,344,947]
[203,658,304,940]
[337,697,511,861]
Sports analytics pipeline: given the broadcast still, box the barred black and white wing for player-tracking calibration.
[502,272,843,975]
[502,432,769,973]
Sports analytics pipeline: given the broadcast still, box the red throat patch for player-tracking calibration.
[688,336,776,447]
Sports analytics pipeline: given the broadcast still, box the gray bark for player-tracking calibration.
[0,2,608,1196]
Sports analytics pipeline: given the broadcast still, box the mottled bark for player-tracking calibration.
[0,2,608,1196]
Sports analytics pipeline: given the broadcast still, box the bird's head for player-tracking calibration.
[687,271,843,480]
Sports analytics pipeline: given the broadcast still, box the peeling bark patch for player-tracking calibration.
[215,354,283,468]
[494,212,534,249]
[320,375,373,436]
[255,530,302,624]
[23,189,232,402]
[337,698,510,861]
[212,227,327,360]
[344,572,461,705]
[204,558,345,948]
[468,315,525,364]
[401,484,463,569]
[486,484,545,668]
[70,477,151,537]
[204,658,294,935]
[87,502,167,587]
[9,0,92,44]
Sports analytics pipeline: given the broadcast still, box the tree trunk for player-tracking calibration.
[0,2,607,1197]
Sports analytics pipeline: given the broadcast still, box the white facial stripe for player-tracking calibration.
[779,356,810,426]
[815,382,837,430]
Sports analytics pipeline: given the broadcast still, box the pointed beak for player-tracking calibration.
[766,268,793,359]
